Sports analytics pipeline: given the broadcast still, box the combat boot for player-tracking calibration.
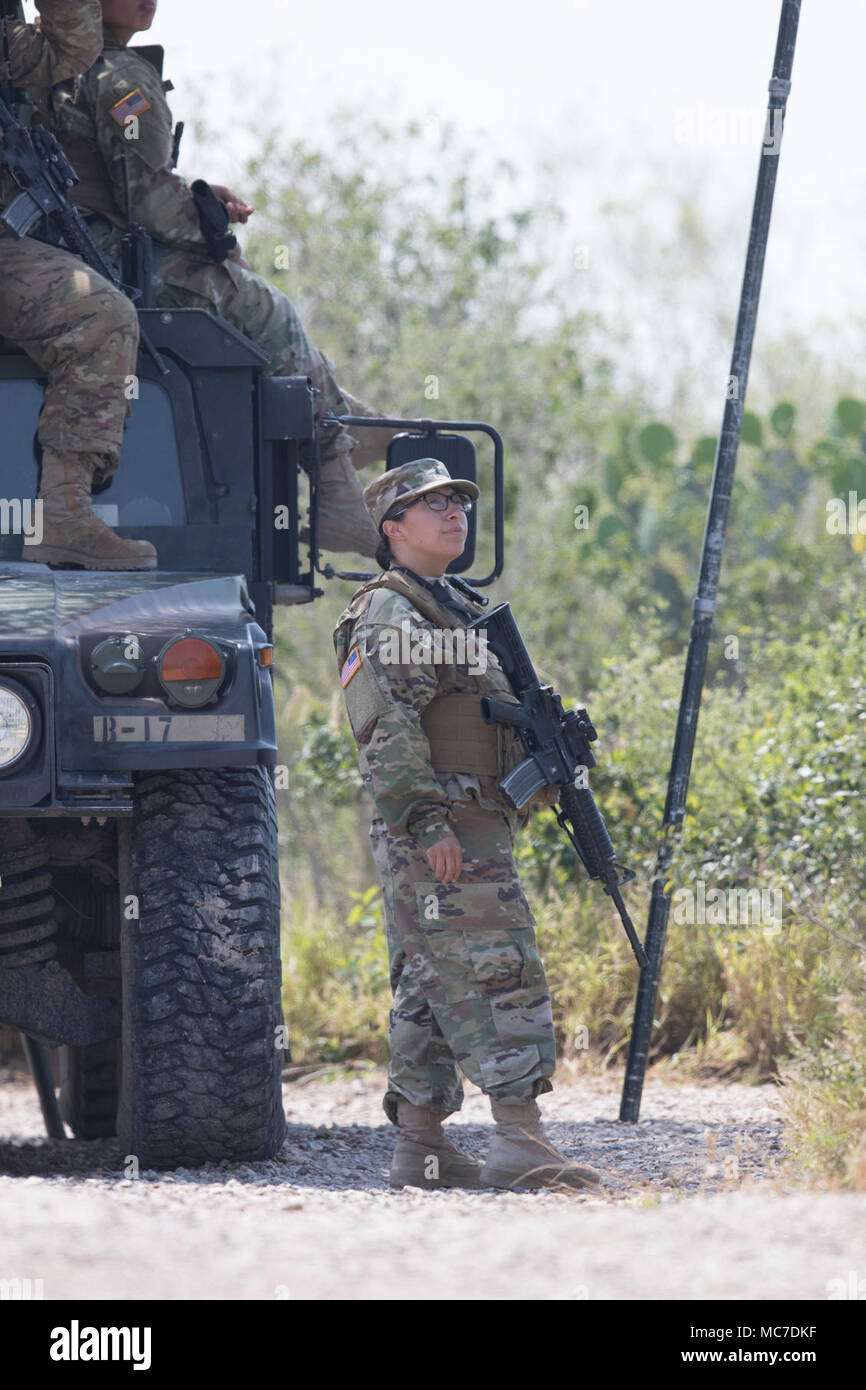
[22,451,157,571]
[299,432,380,558]
[389,1100,483,1191]
[480,1096,602,1192]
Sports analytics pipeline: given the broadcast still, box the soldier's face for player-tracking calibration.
[384,486,468,568]
[101,0,157,36]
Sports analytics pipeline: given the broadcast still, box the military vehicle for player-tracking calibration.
[0,295,504,1169]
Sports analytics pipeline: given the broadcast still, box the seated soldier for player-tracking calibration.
[36,0,393,559]
[0,0,153,571]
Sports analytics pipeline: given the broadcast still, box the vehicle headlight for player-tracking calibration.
[0,685,32,768]
[89,635,146,695]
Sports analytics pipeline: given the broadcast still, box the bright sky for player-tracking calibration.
[158,1,865,365]
[24,1,866,393]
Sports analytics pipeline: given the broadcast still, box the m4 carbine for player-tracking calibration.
[0,85,166,371]
[0,90,120,287]
[465,603,648,968]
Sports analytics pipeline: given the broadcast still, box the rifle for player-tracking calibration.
[0,89,122,285]
[465,602,648,968]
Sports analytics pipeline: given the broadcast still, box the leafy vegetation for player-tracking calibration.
[232,115,866,1187]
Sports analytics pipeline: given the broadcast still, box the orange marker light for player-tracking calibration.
[161,637,223,683]
[156,634,226,707]
[258,646,273,667]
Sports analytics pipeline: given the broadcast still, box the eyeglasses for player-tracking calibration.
[388,490,474,520]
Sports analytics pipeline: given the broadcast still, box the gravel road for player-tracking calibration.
[1,1065,863,1301]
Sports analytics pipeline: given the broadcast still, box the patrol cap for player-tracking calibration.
[363,458,479,533]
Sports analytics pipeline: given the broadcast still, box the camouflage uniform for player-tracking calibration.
[333,463,558,1125]
[38,24,383,556]
[0,0,138,466]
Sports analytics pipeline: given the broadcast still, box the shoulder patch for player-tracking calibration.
[109,88,151,125]
[340,647,362,688]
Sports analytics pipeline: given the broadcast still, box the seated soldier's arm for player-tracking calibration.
[89,52,212,254]
[8,0,102,85]
[208,185,254,224]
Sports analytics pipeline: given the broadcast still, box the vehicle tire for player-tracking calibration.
[118,765,287,1169]
[59,1039,120,1139]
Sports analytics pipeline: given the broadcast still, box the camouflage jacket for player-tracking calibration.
[36,23,212,256]
[0,0,102,219]
[333,568,553,853]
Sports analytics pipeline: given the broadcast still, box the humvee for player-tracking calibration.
[0,299,504,1169]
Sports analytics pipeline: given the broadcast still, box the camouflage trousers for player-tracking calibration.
[85,217,382,556]
[0,231,138,460]
[84,217,352,419]
[371,790,556,1124]
[153,245,354,416]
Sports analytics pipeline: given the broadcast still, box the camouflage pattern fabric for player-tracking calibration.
[0,227,138,462]
[37,26,384,551]
[372,794,555,1122]
[0,1,135,463]
[335,578,524,848]
[78,212,355,415]
[334,567,558,1121]
[43,25,209,253]
[363,457,479,533]
[0,0,103,215]
[41,29,356,410]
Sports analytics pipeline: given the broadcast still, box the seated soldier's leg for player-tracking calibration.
[337,391,400,474]
[152,248,384,557]
[152,246,344,399]
[0,237,156,570]
[297,432,380,557]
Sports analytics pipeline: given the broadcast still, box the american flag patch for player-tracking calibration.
[340,647,361,688]
[109,88,152,125]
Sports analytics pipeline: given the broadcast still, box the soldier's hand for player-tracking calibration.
[425,832,463,884]
[210,184,254,223]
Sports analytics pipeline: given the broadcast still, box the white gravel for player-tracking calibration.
[0,1064,862,1300]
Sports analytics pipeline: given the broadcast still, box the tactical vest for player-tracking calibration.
[333,568,525,792]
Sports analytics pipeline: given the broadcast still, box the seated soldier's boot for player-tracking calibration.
[389,1101,484,1191]
[299,432,380,558]
[23,451,157,571]
[341,392,398,472]
[480,1097,602,1192]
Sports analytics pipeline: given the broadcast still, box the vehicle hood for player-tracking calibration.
[0,565,255,640]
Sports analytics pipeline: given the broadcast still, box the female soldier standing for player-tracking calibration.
[333,459,601,1192]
